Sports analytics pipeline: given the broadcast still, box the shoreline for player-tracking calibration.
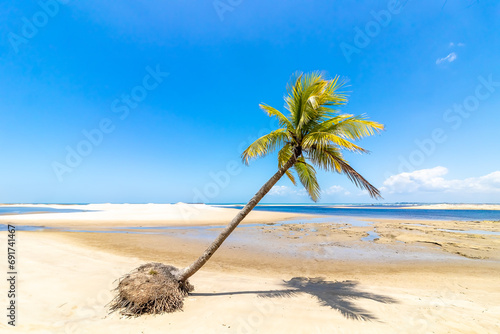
[1,204,499,263]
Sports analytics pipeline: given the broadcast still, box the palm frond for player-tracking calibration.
[297,73,326,125]
[306,145,343,171]
[294,157,321,202]
[242,128,290,165]
[308,145,381,199]
[302,132,368,153]
[319,76,349,108]
[278,144,297,186]
[297,80,328,131]
[315,114,384,140]
[278,143,297,185]
[285,73,303,127]
[259,104,293,131]
[333,157,382,199]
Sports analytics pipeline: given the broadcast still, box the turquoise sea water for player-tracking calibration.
[0,206,84,215]
[218,204,500,221]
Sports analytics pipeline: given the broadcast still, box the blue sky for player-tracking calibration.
[1,0,499,204]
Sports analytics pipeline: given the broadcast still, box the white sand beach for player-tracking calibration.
[0,204,499,333]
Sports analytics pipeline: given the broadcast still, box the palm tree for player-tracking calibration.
[175,72,384,282]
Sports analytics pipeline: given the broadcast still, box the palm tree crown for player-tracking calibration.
[242,72,384,201]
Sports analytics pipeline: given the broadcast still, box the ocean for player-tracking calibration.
[218,204,500,221]
[0,206,83,215]
[1,204,499,222]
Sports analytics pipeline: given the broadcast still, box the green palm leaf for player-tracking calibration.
[259,104,293,131]
[294,157,320,201]
[241,128,290,165]
[302,132,368,153]
[314,114,384,140]
[278,144,297,185]
[307,145,381,199]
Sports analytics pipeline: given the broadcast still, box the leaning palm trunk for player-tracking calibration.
[176,154,297,282]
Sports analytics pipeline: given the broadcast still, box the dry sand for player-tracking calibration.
[0,204,499,333]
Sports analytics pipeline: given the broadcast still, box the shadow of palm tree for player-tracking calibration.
[191,277,397,321]
[259,277,397,321]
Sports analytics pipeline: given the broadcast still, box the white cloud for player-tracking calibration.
[268,185,294,196]
[449,42,465,47]
[268,185,308,197]
[324,185,344,194]
[436,52,457,64]
[381,167,500,194]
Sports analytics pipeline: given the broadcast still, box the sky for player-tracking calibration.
[1,0,499,204]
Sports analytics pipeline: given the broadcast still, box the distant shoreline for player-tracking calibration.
[399,204,500,210]
[218,203,500,211]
